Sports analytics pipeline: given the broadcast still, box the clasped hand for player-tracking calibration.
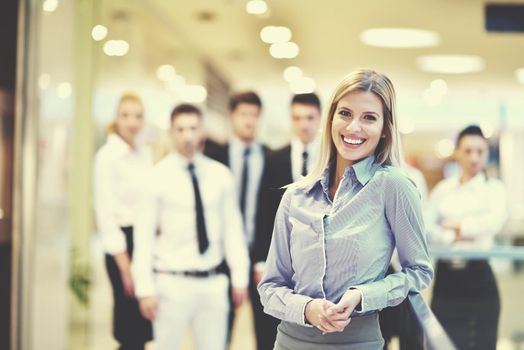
[304,289,362,335]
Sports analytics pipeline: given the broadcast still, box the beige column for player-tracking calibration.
[67,0,96,348]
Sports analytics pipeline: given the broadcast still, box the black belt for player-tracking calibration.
[154,265,223,278]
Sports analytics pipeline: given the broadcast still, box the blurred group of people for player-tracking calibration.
[93,89,324,350]
[93,69,507,350]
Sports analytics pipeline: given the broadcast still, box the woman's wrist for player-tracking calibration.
[347,288,363,311]
[304,299,314,324]
[113,252,131,272]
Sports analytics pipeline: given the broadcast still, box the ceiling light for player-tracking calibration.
[57,82,72,99]
[260,26,292,44]
[43,0,59,13]
[269,41,299,59]
[515,68,524,85]
[360,28,440,48]
[182,85,207,103]
[290,77,316,94]
[246,0,268,15]
[283,66,302,82]
[417,55,485,74]
[38,74,51,89]
[435,139,454,159]
[91,25,108,41]
[103,40,129,57]
[156,64,176,81]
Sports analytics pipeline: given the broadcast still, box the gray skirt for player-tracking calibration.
[274,312,384,350]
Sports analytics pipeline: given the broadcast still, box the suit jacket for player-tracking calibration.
[252,144,294,264]
[203,138,271,264]
[203,139,228,165]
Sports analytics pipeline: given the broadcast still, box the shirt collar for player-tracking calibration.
[231,136,262,160]
[291,136,320,154]
[459,171,486,189]
[106,133,134,156]
[306,155,378,195]
[172,151,204,169]
[352,155,378,186]
[231,135,255,151]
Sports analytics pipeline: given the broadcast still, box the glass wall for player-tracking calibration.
[16,0,224,349]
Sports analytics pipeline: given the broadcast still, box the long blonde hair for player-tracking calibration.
[107,92,144,134]
[298,69,403,189]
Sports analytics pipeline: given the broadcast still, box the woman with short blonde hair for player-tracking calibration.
[259,69,433,349]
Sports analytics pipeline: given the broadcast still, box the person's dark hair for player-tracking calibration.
[170,103,202,124]
[229,91,262,112]
[291,93,321,111]
[456,125,486,148]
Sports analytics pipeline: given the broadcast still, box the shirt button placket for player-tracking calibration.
[319,216,328,299]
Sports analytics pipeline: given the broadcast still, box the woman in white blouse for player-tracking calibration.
[427,125,507,350]
[93,93,153,350]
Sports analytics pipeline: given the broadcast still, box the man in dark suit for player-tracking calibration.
[204,91,277,350]
[253,93,322,272]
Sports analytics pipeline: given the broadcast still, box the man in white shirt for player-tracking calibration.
[132,104,249,350]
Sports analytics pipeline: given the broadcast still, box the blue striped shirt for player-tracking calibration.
[258,155,434,326]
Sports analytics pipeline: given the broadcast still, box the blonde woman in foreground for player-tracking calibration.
[258,69,434,350]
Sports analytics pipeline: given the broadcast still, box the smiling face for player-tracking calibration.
[331,91,384,169]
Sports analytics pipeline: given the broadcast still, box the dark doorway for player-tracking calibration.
[0,1,20,349]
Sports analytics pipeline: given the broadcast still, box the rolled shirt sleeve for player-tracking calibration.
[424,182,456,245]
[351,170,434,313]
[257,189,313,326]
[93,152,127,255]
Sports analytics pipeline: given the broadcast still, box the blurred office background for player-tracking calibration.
[1,0,524,349]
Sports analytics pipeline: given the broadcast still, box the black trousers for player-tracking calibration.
[379,266,423,350]
[223,262,279,350]
[431,260,500,350]
[105,226,152,350]
[249,269,280,350]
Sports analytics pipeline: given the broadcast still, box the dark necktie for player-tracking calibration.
[239,146,251,222]
[301,150,309,177]
[188,163,209,254]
